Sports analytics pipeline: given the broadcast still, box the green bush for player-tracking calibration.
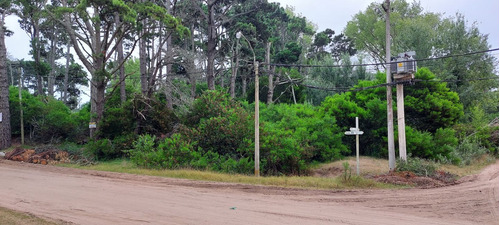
[9,87,82,143]
[129,134,199,169]
[452,136,489,166]
[396,156,437,177]
[84,139,118,160]
[184,90,253,158]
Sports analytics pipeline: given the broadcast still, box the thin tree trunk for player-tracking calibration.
[115,14,126,104]
[206,5,216,90]
[33,23,43,95]
[165,1,174,109]
[139,32,148,96]
[242,76,247,97]
[63,41,70,103]
[0,11,11,149]
[266,42,274,104]
[230,40,239,98]
[47,30,58,97]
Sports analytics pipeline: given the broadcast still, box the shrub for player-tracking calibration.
[183,90,253,158]
[84,139,118,160]
[129,134,199,169]
[452,136,489,166]
[396,156,437,177]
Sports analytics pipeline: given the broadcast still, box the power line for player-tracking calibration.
[265,48,499,68]
[293,76,499,93]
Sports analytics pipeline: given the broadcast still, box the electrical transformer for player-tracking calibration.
[391,51,416,80]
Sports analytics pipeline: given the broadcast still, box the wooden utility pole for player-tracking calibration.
[254,61,260,177]
[19,67,24,145]
[384,0,395,170]
[397,84,407,161]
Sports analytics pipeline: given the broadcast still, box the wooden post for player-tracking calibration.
[355,117,360,175]
[345,117,364,176]
[19,67,24,145]
[397,83,407,161]
[254,61,260,177]
[384,0,395,171]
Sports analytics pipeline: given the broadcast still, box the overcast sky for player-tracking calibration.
[4,0,499,60]
[270,0,499,49]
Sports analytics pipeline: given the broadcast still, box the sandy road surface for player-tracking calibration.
[0,160,497,225]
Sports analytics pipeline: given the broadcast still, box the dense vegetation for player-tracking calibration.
[0,0,497,176]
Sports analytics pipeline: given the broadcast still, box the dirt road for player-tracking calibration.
[0,159,497,225]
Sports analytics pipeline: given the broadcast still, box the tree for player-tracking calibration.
[344,0,433,68]
[14,0,48,95]
[344,0,497,122]
[50,0,187,138]
[0,0,12,149]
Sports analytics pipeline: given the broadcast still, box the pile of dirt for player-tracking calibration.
[374,171,458,188]
[4,147,69,165]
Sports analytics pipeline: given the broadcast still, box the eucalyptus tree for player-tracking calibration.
[344,0,497,120]
[14,0,48,95]
[0,0,12,149]
[49,0,188,138]
[188,0,255,90]
[40,1,69,97]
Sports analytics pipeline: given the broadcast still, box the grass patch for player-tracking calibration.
[59,159,398,190]
[439,154,497,177]
[0,206,63,225]
[314,156,390,177]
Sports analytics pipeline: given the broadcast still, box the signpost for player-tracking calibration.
[345,117,363,175]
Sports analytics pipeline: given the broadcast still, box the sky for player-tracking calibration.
[4,0,499,60]
[268,0,499,50]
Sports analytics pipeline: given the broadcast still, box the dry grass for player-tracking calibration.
[60,159,397,190]
[0,207,65,225]
[312,156,390,177]
[57,155,497,190]
[438,155,497,177]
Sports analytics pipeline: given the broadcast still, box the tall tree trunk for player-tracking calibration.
[164,0,174,109]
[242,76,247,97]
[266,42,275,104]
[33,23,43,95]
[206,4,216,90]
[190,24,196,99]
[115,14,126,104]
[230,40,239,98]
[0,11,11,149]
[139,28,148,96]
[63,41,70,103]
[47,29,58,97]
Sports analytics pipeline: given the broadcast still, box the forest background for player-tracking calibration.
[0,0,498,175]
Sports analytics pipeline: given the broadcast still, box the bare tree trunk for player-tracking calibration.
[265,42,274,104]
[242,75,247,97]
[230,40,239,98]
[165,0,174,109]
[139,29,148,96]
[190,25,196,99]
[206,4,216,90]
[62,41,70,103]
[47,29,58,97]
[115,14,126,104]
[0,11,11,149]
[33,23,43,95]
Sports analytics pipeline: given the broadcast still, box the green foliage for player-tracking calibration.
[8,86,88,143]
[405,68,463,132]
[84,139,118,161]
[274,42,302,64]
[396,156,437,177]
[185,90,252,157]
